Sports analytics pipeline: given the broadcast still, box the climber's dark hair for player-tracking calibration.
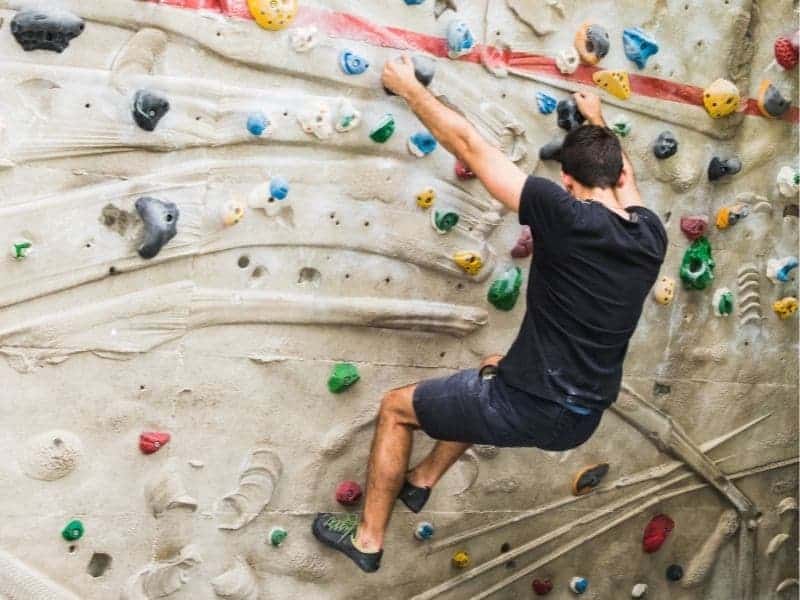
[560,125,624,189]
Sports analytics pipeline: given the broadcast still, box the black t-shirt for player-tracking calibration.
[498,176,667,412]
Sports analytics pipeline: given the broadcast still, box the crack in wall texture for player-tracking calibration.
[0,0,797,598]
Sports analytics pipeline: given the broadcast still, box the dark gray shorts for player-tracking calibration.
[412,369,602,450]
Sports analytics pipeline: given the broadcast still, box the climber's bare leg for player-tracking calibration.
[408,441,472,488]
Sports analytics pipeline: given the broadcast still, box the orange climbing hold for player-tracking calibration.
[643,513,674,553]
[703,79,740,119]
[592,70,631,100]
[247,0,297,31]
[571,463,609,496]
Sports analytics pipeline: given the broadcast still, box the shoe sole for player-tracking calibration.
[311,516,381,574]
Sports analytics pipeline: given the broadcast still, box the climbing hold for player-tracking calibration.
[539,139,563,162]
[335,98,361,133]
[571,463,609,496]
[132,90,170,132]
[327,362,360,393]
[643,513,675,553]
[247,0,297,31]
[487,266,523,311]
[416,187,436,209]
[451,551,470,568]
[511,226,533,259]
[246,112,270,136]
[777,166,800,198]
[679,215,708,241]
[369,114,396,143]
[11,240,32,260]
[623,28,659,69]
[408,132,438,157]
[785,204,799,218]
[10,9,85,53]
[774,33,799,70]
[446,20,475,59]
[454,160,476,179]
[414,522,435,541]
[405,0,426,4]
[431,210,460,234]
[767,257,799,284]
[335,480,363,505]
[652,276,676,306]
[756,80,790,118]
[556,99,585,131]
[385,55,436,95]
[556,47,580,74]
[453,251,483,275]
[536,92,558,115]
[631,583,648,598]
[666,564,684,582]
[269,526,288,547]
[289,26,319,52]
[715,203,749,229]
[708,156,742,182]
[62,519,84,542]
[269,177,290,201]
[703,79,740,119]
[713,287,734,317]
[339,50,370,75]
[298,102,334,140]
[592,70,631,100]
[574,23,610,65]
[220,199,246,227]
[532,578,553,595]
[569,576,588,594]
[653,131,678,159]
[135,197,179,259]
[680,238,715,291]
[610,115,632,137]
[139,432,171,454]
[773,297,798,320]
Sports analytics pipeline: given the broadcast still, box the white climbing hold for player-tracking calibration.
[776,578,799,593]
[766,533,790,557]
[631,583,648,598]
[335,98,361,132]
[778,497,798,515]
[289,25,319,52]
[776,166,799,198]
[297,102,334,140]
[556,47,580,74]
[188,459,205,468]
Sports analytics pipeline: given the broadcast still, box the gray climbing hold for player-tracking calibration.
[135,197,179,259]
[653,131,678,159]
[385,55,436,95]
[757,82,790,118]
[132,90,170,132]
[556,99,585,131]
[10,9,85,53]
[539,138,563,162]
[708,157,742,182]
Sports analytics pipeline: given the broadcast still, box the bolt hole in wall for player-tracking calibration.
[87,553,112,578]
[68,545,76,554]
[298,267,321,287]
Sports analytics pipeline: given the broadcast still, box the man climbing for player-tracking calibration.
[312,55,667,573]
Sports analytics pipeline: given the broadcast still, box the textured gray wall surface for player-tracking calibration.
[0,0,797,598]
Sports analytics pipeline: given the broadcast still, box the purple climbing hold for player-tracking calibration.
[511,226,533,258]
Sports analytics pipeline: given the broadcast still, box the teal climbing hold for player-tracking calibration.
[414,522,435,541]
[369,114,396,143]
[536,92,557,115]
[328,363,360,393]
[269,526,288,546]
[431,210,459,234]
[623,28,659,69]
[680,238,715,290]
[488,266,523,311]
[62,519,84,542]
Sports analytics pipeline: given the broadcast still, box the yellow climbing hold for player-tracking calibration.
[453,251,483,276]
[247,0,298,31]
[703,79,740,119]
[652,276,675,306]
[220,199,246,227]
[773,297,798,320]
[592,70,631,100]
[452,550,470,568]
[416,187,436,209]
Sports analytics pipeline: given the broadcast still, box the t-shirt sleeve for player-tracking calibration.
[518,176,577,237]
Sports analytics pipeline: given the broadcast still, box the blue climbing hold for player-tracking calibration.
[569,576,588,594]
[536,92,558,115]
[404,0,426,4]
[339,50,369,75]
[247,112,269,136]
[408,131,438,157]
[623,28,659,69]
[446,20,475,59]
[414,522,435,540]
[777,257,799,282]
[270,177,290,201]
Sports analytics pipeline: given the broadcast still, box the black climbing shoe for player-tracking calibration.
[398,479,431,513]
[312,513,382,574]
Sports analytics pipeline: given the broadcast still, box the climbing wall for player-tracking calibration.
[0,0,797,598]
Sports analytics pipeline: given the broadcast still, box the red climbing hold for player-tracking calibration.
[532,578,553,595]
[454,160,476,180]
[335,480,363,506]
[774,33,799,70]
[679,215,709,241]
[643,513,675,553]
[139,431,171,454]
[511,226,533,259]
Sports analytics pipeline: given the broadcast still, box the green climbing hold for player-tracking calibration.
[432,210,459,234]
[488,266,523,311]
[369,114,395,143]
[713,288,734,317]
[62,519,84,541]
[679,237,715,290]
[11,241,31,260]
[328,362,360,393]
[269,526,288,547]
